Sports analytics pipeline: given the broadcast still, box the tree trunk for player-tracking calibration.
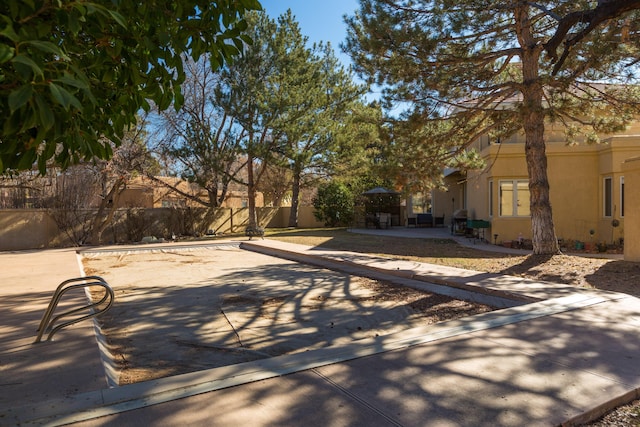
[523,105,560,254]
[517,5,561,255]
[207,188,219,208]
[247,152,258,228]
[287,166,302,227]
[87,177,125,244]
[218,179,230,207]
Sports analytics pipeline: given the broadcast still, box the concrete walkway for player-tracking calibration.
[0,233,638,426]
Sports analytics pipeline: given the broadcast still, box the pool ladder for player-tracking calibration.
[34,276,114,343]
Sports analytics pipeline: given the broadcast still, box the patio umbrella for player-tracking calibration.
[361,187,401,215]
[362,187,400,195]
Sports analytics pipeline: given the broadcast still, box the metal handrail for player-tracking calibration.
[34,275,114,343]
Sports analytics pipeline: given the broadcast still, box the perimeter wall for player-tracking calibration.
[0,206,324,251]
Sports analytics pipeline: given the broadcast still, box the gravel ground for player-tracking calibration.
[266,228,640,426]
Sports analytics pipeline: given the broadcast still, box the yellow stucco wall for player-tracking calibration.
[431,174,463,226]
[0,210,71,250]
[622,157,640,261]
[267,206,324,228]
[458,136,640,246]
[0,206,328,251]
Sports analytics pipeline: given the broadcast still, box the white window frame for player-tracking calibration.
[499,179,530,217]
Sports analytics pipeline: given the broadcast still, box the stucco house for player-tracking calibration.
[417,120,640,249]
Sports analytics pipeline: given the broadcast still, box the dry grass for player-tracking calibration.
[266,228,640,299]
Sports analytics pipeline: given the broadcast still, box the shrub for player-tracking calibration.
[313,182,354,227]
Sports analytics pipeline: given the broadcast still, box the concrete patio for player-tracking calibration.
[0,232,638,426]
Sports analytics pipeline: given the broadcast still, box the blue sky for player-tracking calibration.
[257,0,360,66]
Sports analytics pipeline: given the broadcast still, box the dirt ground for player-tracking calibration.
[266,229,640,299]
[83,245,492,385]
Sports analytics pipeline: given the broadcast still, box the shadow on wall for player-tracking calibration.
[0,210,71,250]
[0,206,320,251]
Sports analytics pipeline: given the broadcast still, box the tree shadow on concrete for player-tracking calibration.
[88,251,491,385]
[82,293,640,426]
[0,287,108,413]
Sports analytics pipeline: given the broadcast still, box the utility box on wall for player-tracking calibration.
[622,157,640,262]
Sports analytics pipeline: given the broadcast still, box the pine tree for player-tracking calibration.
[345,0,640,254]
[217,10,367,229]
[267,12,366,227]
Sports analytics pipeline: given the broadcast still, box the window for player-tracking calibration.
[488,180,493,217]
[603,177,612,217]
[620,176,625,217]
[499,180,530,217]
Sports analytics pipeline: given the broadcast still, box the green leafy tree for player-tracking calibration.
[345,0,640,254]
[313,181,355,227]
[0,0,261,174]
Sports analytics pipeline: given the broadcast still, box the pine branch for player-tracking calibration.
[544,0,640,73]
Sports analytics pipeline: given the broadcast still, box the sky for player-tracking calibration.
[257,0,360,67]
